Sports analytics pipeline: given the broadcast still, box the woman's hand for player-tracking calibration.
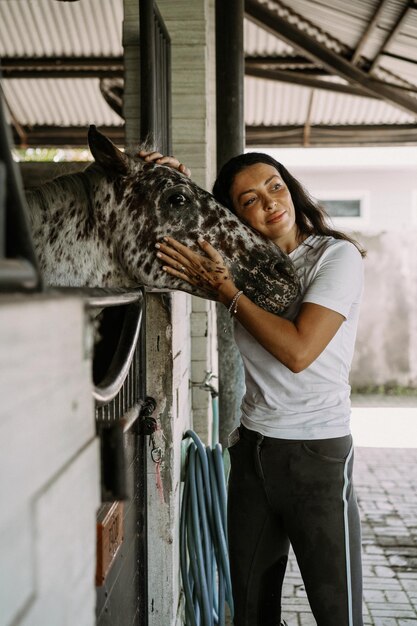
[155,236,238,304]
[138,150,191,177]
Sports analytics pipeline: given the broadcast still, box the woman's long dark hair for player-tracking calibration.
[213,152,366,257]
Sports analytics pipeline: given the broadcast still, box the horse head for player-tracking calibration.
[88,126,300,314]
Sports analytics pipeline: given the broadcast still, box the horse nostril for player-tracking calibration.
[270,260,283,274]
[270,260,294,281]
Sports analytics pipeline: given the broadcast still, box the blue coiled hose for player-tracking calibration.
[180,416,234,625]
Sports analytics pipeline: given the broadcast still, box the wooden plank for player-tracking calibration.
[0,506,34,626]
[0,296,95,518]
[96,502,125,587]
[19,440,100,626]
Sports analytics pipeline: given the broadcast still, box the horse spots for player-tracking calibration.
[225,219,237,230]
[108,210,117,231]
[234,237,247,253]
[202,214,218,230]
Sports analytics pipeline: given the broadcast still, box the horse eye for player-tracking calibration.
[168,192,188,206]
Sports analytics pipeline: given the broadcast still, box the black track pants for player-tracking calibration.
[227,425,363,626]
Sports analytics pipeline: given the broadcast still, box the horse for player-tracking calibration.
[25,126,299,314]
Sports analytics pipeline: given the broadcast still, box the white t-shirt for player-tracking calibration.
[235,235,364,440]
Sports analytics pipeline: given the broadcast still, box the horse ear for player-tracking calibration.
[88,125,129,175]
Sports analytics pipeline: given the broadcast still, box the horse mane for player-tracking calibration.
[25,165,97,217]
[25,139,155,217]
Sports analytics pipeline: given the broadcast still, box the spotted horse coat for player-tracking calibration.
[26,126,300,315]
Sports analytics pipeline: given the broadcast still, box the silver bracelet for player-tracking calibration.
[227,290,243,316]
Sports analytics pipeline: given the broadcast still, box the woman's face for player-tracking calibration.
[230,162,297,251]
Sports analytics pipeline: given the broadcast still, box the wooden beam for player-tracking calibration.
[247,66,417,96]
[0,56,124,79]
[351,0,392,65]
[369,1,414,73]
[245,0,417,116]
[303,90,315,147]
[11,125,125,148]
[245,55,322,73]
[246,123,417,147]
[246,66,378,98]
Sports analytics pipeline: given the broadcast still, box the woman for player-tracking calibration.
[142,149,365,626]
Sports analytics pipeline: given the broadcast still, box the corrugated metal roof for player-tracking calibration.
[2,78,123,126]
[244,19,294,56]
[0,0,123,58]
[0,0,416,147]
[245,75,415,126]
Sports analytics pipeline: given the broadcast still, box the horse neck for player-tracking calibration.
[26,165,110,229]
[25,166,129,287]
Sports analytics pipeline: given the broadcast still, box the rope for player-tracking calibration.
[180,429,234,625]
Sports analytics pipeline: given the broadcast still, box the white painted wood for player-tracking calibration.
[0,506,34,626]
[0,297,94,519]
[19,440,100,626]
[0,295,100,626]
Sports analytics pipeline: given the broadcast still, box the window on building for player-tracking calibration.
[319,199,361,218]
[315,192,369,229]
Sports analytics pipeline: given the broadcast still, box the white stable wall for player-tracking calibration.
[262,147,417,388]
[0,295,100,626]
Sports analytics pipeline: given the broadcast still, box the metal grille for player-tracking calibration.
[87,290,145,427]
[140,0,172,154]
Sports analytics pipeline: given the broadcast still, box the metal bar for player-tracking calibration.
[0,56,124,79]
[93,305,143,406]
[369,1,414,73]
[245,0,417,116]
[140,0,156,144]
[85,289,143,309]
[246,66,378,98]
[247,65,417,96]
[246,123,417,146]
[11,125,124,148]
[0,89,41,290]
[351,0,392,65]
[0,163,4,257]
[216,0,246,449]
[0,258,38,289]
[216,0,245,163]
[380,51,417,66]
[245,54,320,70]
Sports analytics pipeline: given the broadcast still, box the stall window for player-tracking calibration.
[316,192,369,229]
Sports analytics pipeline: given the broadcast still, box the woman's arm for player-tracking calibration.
[155,237,344,373]
[227,296,344,373]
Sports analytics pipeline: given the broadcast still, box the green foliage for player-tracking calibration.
[13,148,91,162]
[351,383,417,396]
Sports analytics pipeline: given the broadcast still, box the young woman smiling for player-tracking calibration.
[143,149,365,626]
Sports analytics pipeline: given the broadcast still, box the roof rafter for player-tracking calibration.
[11,125,124,148]
[0,56,124,79]
[245,55,323,73]
[246,123,417,146]
[245,0,417,116]
[247,66,417,96]
[246,66,379,97]
[368,1,415,73]
[351,0,392,65]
